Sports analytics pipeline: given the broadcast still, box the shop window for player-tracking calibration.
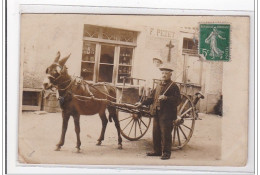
[182,38,198,55]
[81,25,137,84]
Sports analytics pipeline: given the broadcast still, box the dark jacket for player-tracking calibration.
[142,80,181,120]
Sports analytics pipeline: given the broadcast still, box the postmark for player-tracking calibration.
[199,24,230,61]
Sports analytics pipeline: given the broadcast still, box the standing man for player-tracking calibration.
[136,64,181,160]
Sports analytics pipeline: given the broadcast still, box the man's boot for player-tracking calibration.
[161,152,171,160]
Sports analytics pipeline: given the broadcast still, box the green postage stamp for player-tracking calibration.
[199,24,230,61]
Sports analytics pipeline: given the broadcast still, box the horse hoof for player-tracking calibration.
[76,148,81,153]
[118,144,123,150]
[55,146,61,151]
[96,141,102,146]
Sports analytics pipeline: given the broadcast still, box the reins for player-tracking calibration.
[53,76,116,103]
[83,81,117,100]
[48,63,116,103]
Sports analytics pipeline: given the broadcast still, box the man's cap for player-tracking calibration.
[153,57,163,63]
[159,64,173,72]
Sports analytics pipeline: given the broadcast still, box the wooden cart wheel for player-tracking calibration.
[172,93,196,150]
[118,111,151,141]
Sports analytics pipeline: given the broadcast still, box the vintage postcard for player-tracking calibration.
[18,14,250,167]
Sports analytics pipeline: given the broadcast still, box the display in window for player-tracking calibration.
[82,41,96,62]
[118,47,133,83]
[81,62,94,81]
[119,47,133,65]
[118,66,132,83]
[81,25,137,84]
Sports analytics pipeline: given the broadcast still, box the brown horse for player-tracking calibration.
[43,52,122,152]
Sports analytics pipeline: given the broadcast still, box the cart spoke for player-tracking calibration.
[180,107,192,117]
[119,116,132,122]
[182,124,192,130]
[137,119,143,135]
[119,109,151,141]
[172,126,177,146]
[179,99,189,114]
[134,120,137,138]
[122,118,134,131]
[140,118,148,128]
[172,93,196,150]
[128,120,135,136]
[179,126,187,140]
[177,127,181,146]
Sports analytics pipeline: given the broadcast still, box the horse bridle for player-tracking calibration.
[47,63,73,91]
[51,63,65,82]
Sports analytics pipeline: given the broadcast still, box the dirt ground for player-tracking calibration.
[18,111,222,166]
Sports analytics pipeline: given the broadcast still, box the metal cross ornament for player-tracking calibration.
[166,40,174,62]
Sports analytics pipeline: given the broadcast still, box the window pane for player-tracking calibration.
[119,30,135,42]
[99,45,115,83]
[100,45,115,64]
[83,25,99,38]
[118,66,132,83]
[102,28,117,40]
[119,47,133,65]
[99,65,114,82]
[82,41,96,62]
[183,38,198,55]
[118,47,133,83]
[81,62,94,81]
[188,40,193,49]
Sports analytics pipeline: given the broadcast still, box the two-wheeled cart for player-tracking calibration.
[112,77,204,150]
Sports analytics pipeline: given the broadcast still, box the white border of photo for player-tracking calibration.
[5,0,255,174]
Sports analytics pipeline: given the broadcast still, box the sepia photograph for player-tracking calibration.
[18,14,250,166]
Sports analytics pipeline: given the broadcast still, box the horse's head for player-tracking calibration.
[43,51,71,90]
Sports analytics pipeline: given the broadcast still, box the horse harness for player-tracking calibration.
[49,73,116,108]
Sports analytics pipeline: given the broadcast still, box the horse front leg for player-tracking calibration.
[72,113,81,153]
[96,113,108,146]
[113,115,123,149]
[55,111,70,151]
[110,108,123,149]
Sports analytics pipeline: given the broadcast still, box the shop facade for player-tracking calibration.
[21,15,223,114]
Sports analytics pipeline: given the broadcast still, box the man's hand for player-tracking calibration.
[158,95,167,101]
[135,102,142,108]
